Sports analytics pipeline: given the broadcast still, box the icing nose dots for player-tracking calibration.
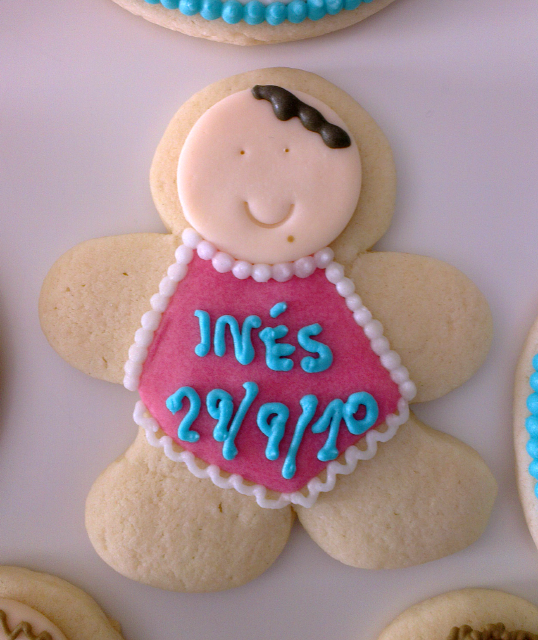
[176,88,362,264]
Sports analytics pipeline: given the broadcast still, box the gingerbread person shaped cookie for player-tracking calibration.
[40,68,497,592]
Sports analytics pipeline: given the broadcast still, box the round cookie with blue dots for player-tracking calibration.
[515,315,538,552]
[110,0,397,45]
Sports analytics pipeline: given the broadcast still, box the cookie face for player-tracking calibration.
[378,589,538,640]
[514,313,538,551]
[110,0,399,45]
[177,87,361,264]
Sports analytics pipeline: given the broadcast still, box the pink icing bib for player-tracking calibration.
[137,254,403,495]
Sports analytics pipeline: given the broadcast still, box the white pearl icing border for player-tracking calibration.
[125,228,417,509]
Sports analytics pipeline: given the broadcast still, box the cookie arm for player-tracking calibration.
[39,233,178,384]
[349,251,493,403]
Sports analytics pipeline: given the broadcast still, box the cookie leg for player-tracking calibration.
[295,412,496,569]
[86,428,294,592]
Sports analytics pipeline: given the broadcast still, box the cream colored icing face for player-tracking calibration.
[177,89,362,264]
[0,598,67,640]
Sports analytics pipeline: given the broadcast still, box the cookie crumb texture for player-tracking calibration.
[110,0,398,44]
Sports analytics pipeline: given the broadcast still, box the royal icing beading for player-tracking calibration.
[526,353,538,499]
[144,0,375,25]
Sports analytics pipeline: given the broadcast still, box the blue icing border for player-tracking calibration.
[144,0,374,24]
[526,353,538,499]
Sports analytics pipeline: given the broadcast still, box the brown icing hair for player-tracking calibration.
[251,85,352,150]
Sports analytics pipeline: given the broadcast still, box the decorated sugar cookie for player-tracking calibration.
[110,0,398,45]
[377,589,538,640]
[514,313,538,551]
[40,68,497,592]
[0,566,123,640]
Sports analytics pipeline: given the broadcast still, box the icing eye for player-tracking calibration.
[240,150,245,155]
[287,236,294,243]
[284,148,289,153]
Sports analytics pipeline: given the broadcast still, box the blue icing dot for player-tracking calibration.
[266,2,287,24]
[529,460,538,479]
[179,0,201,14]
[344,0,361,9]
[307,0,326,20]
[530,371,538,392]
[161,0,179,7]
[527,392,538,415]
[326,0,343,14]
[221,0,244,22]
[144,0,161,4]
[270,301,288,319]
[244,0,266,23]
[201,0,222,19]
[533,353,538,370]
[526,437,538,459]
[287,0,308,22]
[527,415,538,437]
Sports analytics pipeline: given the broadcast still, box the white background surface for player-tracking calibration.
[2,1,538,639]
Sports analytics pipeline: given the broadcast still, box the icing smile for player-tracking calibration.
[243,202,294,229]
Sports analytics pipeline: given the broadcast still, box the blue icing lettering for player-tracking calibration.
[297,323,333,373]
[343,392,379,435]
[206,389,234,442]
[220,381,259,461]
[282,394,318,479]
[259,325,295,371]
[257,402,289,460]
[312,399,344,462]
[214,314,261,365]
[269,301,287,318]
[194,310,211,357]
[166,386,201,443]
[166,383,383,481]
